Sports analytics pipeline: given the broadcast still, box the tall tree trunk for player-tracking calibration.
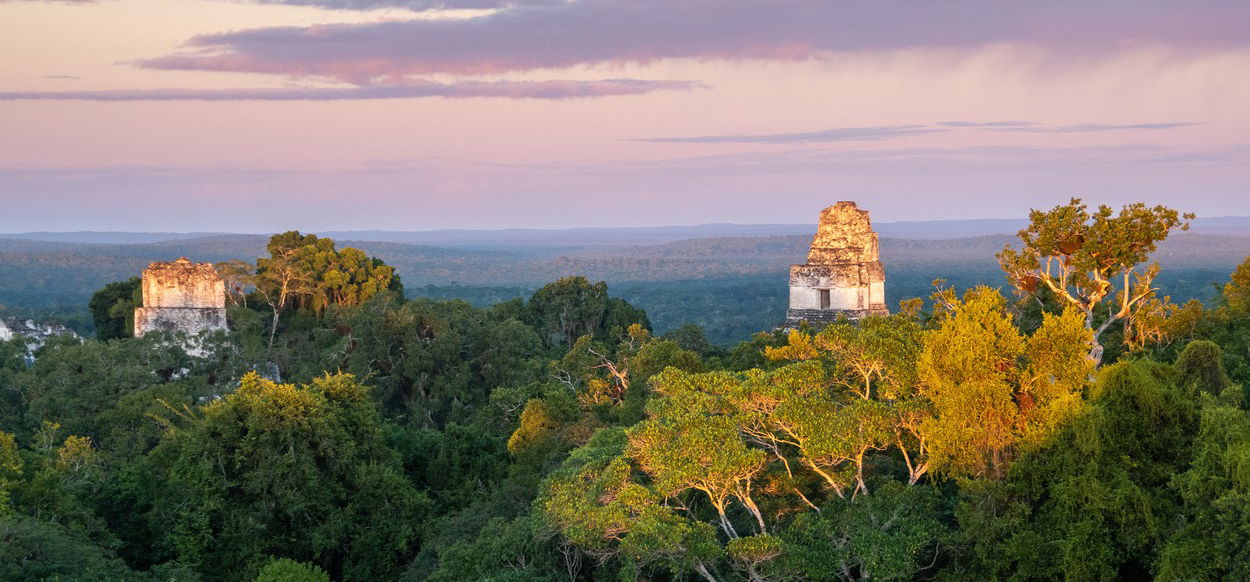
[267,302,280,351]
[739,491,767,534]
[805,461,847,499]
[694,561,720,582]
[897,436,928,485]
[716,504,739,539]
[853,451,869,499]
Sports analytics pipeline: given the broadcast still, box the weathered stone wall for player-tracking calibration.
[134,257,228,338]
[141,258,225,309]
[134,305,228,335]
[785,201,888,326]
[806,203,881,265]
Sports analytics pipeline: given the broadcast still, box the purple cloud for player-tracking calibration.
[141,1,1250,82]
[639,125,943,144]
[938,121,1038,129]
[0,79,699,101]
[640,121,1203,144]
[999,122,1207,133]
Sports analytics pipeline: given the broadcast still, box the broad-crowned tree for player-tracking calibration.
[998,198,1192,364]
[766,314,922,401]
[765,315,930,486]
[153,372,428,581]
[540,429,723,582]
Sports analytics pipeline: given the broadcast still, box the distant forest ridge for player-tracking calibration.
[6,214,1250,247]
[2,223,1250,343]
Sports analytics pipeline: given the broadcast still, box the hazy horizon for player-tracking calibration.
[3,1,1249,232]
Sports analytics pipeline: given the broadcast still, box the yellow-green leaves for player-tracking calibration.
[0,431,21,516]
[767,314,923,401]
[540,429,723,577]
[919,287,1092,479]
[256,231,398,315]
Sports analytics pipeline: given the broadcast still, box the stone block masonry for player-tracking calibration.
[133,257,228,337]
[785,202,888,326]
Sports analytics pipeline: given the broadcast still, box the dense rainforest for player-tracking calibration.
[3,200,1250,581]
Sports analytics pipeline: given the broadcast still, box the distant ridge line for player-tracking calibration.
[3,216,1249,247]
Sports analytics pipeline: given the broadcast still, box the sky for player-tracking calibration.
[1,0,1248,233]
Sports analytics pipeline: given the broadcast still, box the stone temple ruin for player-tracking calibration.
[785,201,888,326]
[133,257,228,338]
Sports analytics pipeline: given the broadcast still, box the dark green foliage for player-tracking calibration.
[0,516,142,581]
[781,482,948,581]
[339,295,545,428]
[1175,340,1234,397]
[151,373,430,581]
[661,323,714,355]
[421,516,560,582]
[9,334,207,442]
[525,276,651,349]
[1157,400,1250,580]
[952,360,1198,580]
[88,277,141,340]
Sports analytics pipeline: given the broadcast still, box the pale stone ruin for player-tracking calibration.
[133,257,228,338]
[785,201,888,326]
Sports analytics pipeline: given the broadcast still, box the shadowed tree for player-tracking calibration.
[87,277,141,340]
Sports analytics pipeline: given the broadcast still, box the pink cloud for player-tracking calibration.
[140,1,1250,83]
[0,79,700,100]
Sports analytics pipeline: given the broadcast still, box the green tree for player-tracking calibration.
[0,516,141,581]
[0,431,21,515]
[629,408,768,538]
[1157,400,1250,581]
[767,314,922,401]
[918,287,1092,479]
[526,277,650,348]
[154,372,429,581]
[255,231,399,349]
[954,359,1199,580]
[254,557,330,582]
[998,198,1193,364]
[782,482,946,582]
[87,277,141,340]
[540,429,723,582]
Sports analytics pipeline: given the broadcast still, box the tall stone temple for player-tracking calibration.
[133,257,228,338]
[784,201,888,326]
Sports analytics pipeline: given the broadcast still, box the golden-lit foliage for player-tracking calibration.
[507,399,561,455]
[998,198,1192,364]
[918,287,1093,479]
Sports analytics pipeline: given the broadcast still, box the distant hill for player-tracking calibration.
[320,224,819,251]
[0,231,234,244]
[2,224,1249,343]
[5,215,1249,249]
